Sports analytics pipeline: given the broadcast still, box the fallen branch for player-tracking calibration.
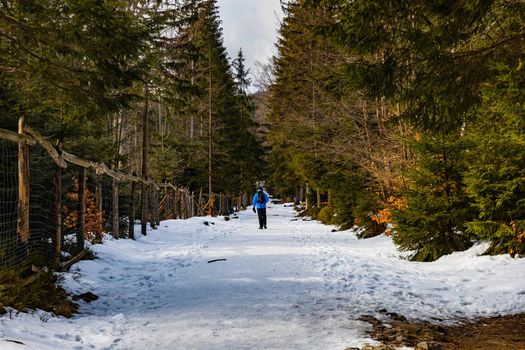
[207,259,227,263]
[60,250,88,272]
[21,265,46,287]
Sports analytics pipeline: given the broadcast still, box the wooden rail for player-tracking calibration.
[0,127,36,145]
[0,122,241,272]
[0,126,157,187]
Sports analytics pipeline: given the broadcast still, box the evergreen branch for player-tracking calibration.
[452,32,525,59]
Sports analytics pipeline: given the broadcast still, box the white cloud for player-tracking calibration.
[217,0,283,79]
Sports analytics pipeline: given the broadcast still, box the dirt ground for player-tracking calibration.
[356,312,525,350]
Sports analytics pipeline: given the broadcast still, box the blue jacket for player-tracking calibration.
[253,191,269,209]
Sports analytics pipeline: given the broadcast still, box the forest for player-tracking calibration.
[0,0,525,348]
[0,0,524,294]
[1,0,264,203]
[267,0,525,261]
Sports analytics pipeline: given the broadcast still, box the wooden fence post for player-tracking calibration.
[198,189,203,216]
[174,188,178,219]
[95,174,103,233]
[169,187,173,219]
[154,186,160,227]
[208,193,214,217]
[179,190,183,219]
[54,164,62,265]
[141,181,148,236]
[77,168,87,252]
[189,192,194,218]
[182,190,187,219]
[112,178,119,239]
[305,182,310,210]
[129,180,135,239]
[17,116,30,254]
[149,184,156,229]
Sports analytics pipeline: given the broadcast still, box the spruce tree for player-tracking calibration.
[0,0,153,161]
[393,133,475,261]
[166,0,263,195]
[464,61,525,256]
[269,0,389,228]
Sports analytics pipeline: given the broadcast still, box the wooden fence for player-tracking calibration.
[0,117,250,271]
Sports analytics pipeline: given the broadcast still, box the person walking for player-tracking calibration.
[252,187,269,229]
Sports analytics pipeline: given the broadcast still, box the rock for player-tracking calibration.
[359,315,383,326]
[223,216,230,221]
[386,312,407,322]
[203,221,209,226]
[360,344,396,350]
[73,292,99,303]
[331,229,338,232]
[415,341,443,350]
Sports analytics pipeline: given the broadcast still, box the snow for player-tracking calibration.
[1,203,525,350]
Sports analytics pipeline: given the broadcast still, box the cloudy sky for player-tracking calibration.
[216,0,284,85]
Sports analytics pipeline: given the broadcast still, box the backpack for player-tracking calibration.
[257,190,265,204]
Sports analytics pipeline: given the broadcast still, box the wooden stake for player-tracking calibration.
[112,178,119,239]
[95,174,103,232]
[173,187,178,219]
[17,116,30,250]
[77,168,87,252]
[198,189,203,216]
[190,192,194,218]
[305,183,310,210]
[129,180,135,239]
[54,165,62,265]
[141,83,149,236]
[152,187,157,225]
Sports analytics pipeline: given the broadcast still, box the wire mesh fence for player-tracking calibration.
[0,140,21,268]
[0,124,249,271]
[28,146,57,266]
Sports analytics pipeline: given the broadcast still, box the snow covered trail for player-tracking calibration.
[1,203,525,350]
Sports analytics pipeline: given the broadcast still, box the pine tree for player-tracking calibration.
[393,133,475,261]
[0,0,153,161]
[302,0,525,258]
[161,0,263,196]
[268,0,394,228]
[464,61,525,256]
[231,48,266,192]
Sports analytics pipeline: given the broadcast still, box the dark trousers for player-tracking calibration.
[257,208,267,229]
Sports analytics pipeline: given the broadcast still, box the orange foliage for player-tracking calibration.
[371,196,406,236]
[63,178,105,243]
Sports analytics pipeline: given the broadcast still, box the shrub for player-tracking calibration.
[317,205,335,224]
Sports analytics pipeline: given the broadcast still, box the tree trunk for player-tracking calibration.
[305,183,310,211]
[152,186,159,228]
[77,168,87,252]
[129,181,135,240]
[141,83,149,236]
[112,179,119,239]
[208,42,214,216]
